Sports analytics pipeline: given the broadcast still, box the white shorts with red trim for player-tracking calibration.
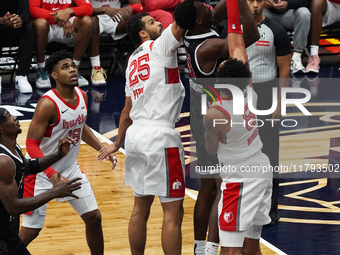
[124,120,185,198]
[218,153,272,246]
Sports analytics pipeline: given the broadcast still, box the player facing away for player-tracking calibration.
[0,108,82,255]
[203,0,272,254]
[174,0,260,253]
[97,13,186,255]
[18,50,117,255]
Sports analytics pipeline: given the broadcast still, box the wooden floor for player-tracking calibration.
[16,121,277,255]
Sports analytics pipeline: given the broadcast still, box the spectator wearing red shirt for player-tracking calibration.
[30,0,107,88]
[141,0,180,28]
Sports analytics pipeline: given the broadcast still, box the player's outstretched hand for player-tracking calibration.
[97,143,119,167]
[57,136,76,158]
[52,172,82,199]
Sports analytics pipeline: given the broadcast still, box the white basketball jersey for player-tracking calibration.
[212,86,263,164]
[90,0,121,9]
[26,87,87,174]
[125,24,185,124]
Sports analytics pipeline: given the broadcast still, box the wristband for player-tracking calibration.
[28,158,42,174]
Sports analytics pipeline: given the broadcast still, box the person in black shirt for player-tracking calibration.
[0,108,82,255]
[0,0,34,93]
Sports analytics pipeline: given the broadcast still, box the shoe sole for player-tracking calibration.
[306,69,319,74]
[36,82,51,89]
[291,68,306,74]
[92,82,107,87]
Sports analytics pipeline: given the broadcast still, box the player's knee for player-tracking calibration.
[33,18,49,33]
[83,210,102,228]
[79,16,93,29]
[19,227,42,245]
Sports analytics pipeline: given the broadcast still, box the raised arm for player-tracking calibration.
[171,20,186,41]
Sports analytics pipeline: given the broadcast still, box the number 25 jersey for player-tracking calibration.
[125,24,185,124]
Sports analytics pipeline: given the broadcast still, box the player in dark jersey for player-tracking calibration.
[175,0,259,253]
[0,108,82,255]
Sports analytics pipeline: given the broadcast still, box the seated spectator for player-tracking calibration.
[0,0,34,93]
[91,0,143,41]
[307,0,340,73]
[141,0,180,28]
[30,0,107,88]
[264,0,311,74]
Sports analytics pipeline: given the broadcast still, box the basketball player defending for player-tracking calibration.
[203,0,272,254]
[18,50,117,255]
[97,13,186,254]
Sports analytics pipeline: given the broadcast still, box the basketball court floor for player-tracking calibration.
[1,48,340,254]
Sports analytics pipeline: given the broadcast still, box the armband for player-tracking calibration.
[128,3,143,14]
[28,158,42,174]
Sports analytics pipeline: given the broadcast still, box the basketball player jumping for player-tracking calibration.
[97,12,186,254]
[203,0,272,254]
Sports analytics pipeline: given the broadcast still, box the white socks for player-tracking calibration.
[310,45,319,57]
[194,240,206,255]
[205,241,219,255]
[90,55,101,68]
[194,240,219,255]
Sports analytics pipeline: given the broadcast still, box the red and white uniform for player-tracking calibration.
[29,0,93,24]
[211,87,272,246]
[124,24,186,198]
[22,88,94,228]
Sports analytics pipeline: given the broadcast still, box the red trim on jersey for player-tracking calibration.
[23,174,37,215]
[219,182,242,231]
[166,67,180,84]
[248,83,255,91]
[149,41,154,51]
[78,87,88,110]
[26,138,56,178]
[166,147,185,197]
[41,95,60,137]
[52,88,80,110]
[211,105,231,120]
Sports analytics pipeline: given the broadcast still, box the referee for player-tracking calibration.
[246,0,291,225]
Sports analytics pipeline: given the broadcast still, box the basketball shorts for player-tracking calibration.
[218,177,272,247]
[98,14,127,40]
[125,120,185,198]
[22,188,98,229]
[323,1,340,27]
[48,16,76,46]
[22,165,97,229]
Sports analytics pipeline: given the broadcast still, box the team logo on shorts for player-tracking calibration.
[223,212,234,223]
[172,179,182,190]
